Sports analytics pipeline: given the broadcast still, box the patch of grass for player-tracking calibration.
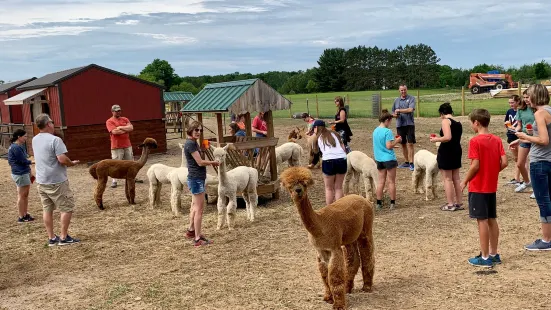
[145,282,161,299]
[275,89,510,119]
[106,284,132,305]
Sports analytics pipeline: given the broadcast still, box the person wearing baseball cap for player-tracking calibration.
[105,104,141,187]
[312,119,348,205]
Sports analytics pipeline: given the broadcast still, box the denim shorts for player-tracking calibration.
[187,178,206,195]
[530,161,551,223]
[11,173,31,187]
[520,142,531,149]
[322,158,347,176]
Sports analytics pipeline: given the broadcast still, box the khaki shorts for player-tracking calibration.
[111,146,133,160]
[37,180,75,213]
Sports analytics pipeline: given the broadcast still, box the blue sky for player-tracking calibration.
[1,0,549,82]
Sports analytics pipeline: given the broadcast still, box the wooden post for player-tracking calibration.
[289,96,292,118]
[518,81,522,97]
[244,112,252,137]
[216,113,224,147]
[198,113,205,159]
[416,90,420,118]
[461,86,466,116]
[223,113,226,135]
[316,95,319,118]
[265,110,279,200]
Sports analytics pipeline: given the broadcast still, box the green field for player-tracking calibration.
[273,89,511,119]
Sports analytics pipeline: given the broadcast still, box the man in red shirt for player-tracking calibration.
[461,109,508,267]
[106,104,141,188]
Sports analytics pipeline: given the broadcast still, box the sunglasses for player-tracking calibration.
[194,128,203,133]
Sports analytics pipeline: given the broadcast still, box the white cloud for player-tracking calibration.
[135,33,197,45]
[116,20,140,25]
[0,26,98,41]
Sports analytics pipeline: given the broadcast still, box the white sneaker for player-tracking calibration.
[515,182,532,193]
[530,193,536,199]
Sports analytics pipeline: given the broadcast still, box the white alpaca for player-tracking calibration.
[264,142,303,177]
[343,151,378,201]
[213,144,259,230]
[147,143,217,215]
[412,149,439,201]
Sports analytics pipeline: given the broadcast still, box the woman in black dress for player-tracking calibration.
[329,96,353,153]
[430,102,463,211]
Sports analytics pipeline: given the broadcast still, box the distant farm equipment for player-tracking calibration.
[468,70,518,94]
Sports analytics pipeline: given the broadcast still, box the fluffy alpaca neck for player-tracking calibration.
[137,147,150,167]
[218,158,229,185]
[293,192,323,237]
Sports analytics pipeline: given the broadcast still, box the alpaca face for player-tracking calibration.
[138,138,158,149]
[280,167,314,199]
[213,147,227,163]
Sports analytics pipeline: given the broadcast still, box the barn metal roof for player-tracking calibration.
[163,91,194,102]
[182,79,257,112]
[17,64,165,91]
[0,78,37,94]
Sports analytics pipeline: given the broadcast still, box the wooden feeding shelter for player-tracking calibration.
[182,78,292,199]
[164,91,194,134]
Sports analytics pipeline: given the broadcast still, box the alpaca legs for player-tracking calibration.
[155,182,162,206]
[248,190,258,222]
[362,174,373,202]
[149,181,162,208]
[243,191,251,221]
[328,249,346,310]
[343,242,360,293]
[226,197,237,230]
[216,195,226,230]
[317,250,333,304]
[126,178,136,204]
[170,183,183,216]
[94,178,108,210]
[358,216,375,292]
[343,169,353,195]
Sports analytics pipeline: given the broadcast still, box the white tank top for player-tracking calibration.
[318,133,347,160]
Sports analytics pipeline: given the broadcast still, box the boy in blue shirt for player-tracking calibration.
[373,109,401,210]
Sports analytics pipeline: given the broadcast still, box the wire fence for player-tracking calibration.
[276,87,514,119]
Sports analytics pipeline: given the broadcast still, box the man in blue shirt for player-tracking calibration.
[392,84,416,171]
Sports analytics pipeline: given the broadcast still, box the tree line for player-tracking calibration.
[133,44,551,95]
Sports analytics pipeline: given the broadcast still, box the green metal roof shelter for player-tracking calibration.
[182,78,292,200]
[164,91,194,113]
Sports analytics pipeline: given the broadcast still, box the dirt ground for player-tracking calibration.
[1,116,550,310]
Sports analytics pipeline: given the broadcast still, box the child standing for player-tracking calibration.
[373,109,401,210]
[461,109,508,267]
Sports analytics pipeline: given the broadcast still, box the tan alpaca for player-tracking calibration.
[280,167,375,310]
[89,138,157,210]
[306,134,321,168]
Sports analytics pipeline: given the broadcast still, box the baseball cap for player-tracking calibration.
[111,104,121,111]
[312,119,325,127]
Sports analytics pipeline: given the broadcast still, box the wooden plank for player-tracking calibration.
[244,112,252,136]
[231,137,279,150]
[216,113,224,147]
[265,110,279,199]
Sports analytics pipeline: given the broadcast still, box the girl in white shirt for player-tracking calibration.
[313,120,348,205]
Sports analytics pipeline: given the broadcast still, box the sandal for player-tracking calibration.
[455,203,465,210]
[441,204,459,211]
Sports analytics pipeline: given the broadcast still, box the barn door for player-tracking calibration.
[9,105,23,124]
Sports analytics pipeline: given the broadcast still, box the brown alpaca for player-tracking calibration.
[89,138,158,210]
[287,126,304,142]
[306,134,321,168]
[280,167,375,310]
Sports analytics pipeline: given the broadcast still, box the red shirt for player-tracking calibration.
[468,134,505,193]
[252,115,267,132]
[106,116,132,149]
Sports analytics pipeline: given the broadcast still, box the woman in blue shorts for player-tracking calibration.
[313,120,347,205]
[513,92,535,194]
[373,110,401,210]
[184,121,220,247]
[7,129,35,223]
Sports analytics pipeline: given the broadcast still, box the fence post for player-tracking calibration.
[416,89,420,118]
[518,81,522,97]
[316,95,319,118]
[461,86,465,116]
[289,96,292,118]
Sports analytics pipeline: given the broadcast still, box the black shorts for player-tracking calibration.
[397,125,416,144]
[376,160,398,170]
[468,192,497,219]
[322,158,347,176]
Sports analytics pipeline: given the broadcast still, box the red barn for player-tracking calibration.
[1,78,37,150]
[2,64,166,162]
